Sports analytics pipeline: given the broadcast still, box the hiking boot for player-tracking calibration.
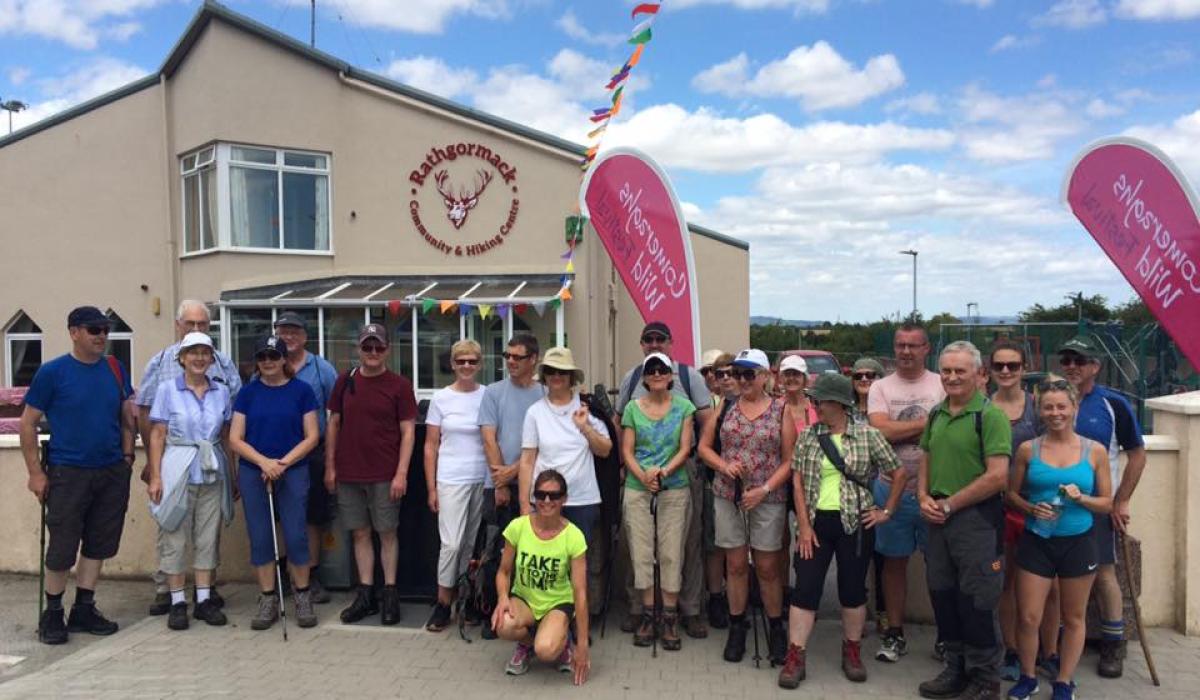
[148,591,171,616]
[1097,639,1124,678]
[463,596,484,626]
[1036,654,1060,679]
[1000,650,1020,681]
[777,644,806,688]
[294,589,318,628]
[505,642,533,675]
[556,638,574,672]
[67,604,118,636]
[723,619,748,663]
[620,611,641,633]
[191,586,224,610]
[309,577,332,605]
[919,665,970,699]
[194,598,227,626]
[1049,680,1076,700]
[1006,675,1038,700]
[380,585,401,626]
[708,592,729,629]
[250,593,279,630]
[842,639,868,682]
[425,602,452,632]
[661,608,682,651]
[167,602,189,631]
[633,611,656,647]
[877,631,908,662]
[962,678,1001,700]
[37,608,68,645]
[340,586,379,624]
[768,620,787,666]
[683,614,708,639]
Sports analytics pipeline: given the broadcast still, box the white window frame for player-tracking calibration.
[180,146,216,253]
[4,313,42,387]
[104,310,135,379]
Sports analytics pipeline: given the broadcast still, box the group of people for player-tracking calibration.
[19,307,1147,699]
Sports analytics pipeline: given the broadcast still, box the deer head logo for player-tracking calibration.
[434,169,493,229]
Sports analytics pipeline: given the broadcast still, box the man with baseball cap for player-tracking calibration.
[616,321,713,639]
[325,324,418,625]
[1058,334,1145,678]
[273,311,339,602]
[21,306,136,644]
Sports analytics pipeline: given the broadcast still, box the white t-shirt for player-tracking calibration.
[521,394,609,506]
[867,369,945,491]
[427,385,489,486]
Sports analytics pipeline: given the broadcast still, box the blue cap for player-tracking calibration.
[254,335,288,357]
[67,306,109,328]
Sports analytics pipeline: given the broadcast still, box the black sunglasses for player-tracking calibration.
[360,343,387,354]
[991,361,1022,373]
[84,325,110,336]
[533,489,565,502]
[644,365,672,377]
[852,372,877,381]
[1059,355,1091,367]
[732,368,758,381]
[1038,378,1072,392]
[713,369,732,379]
[641,333,669,344]
[454,357,480,366]
[502,351,531,361]
[256,351,283,362]
[541,366,572,377]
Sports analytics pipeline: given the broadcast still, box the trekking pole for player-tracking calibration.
[735,477,762,668]
[1119,531,1159,686]
[266,481,288,642]
[37,431,48,625]
[650,473,662,659]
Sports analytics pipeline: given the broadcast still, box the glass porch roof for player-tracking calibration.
[219,275,570,306]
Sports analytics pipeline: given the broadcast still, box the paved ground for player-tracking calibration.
[0,573,1193,699]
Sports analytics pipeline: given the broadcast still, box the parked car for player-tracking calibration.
[778,349,843,381]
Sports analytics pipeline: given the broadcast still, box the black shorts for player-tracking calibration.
[305,442,334,526]
[44,463,132,571]
[790,511,873,611]
[1016,529,1098,579]
[514,595,575,625]
[1092,513,1117,565]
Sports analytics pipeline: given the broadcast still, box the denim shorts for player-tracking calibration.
[872,479,928,558]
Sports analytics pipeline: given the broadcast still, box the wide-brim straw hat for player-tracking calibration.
[539,346,584,385]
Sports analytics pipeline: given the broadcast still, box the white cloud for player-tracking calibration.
[885,92,942,116]
[103,21,141,41]
[1124,109,1200,185]
[990,34,1040,52]
[693,42,906,111]
[554,10,623,47]
[384,56,478,98]
[1114,0,1200,20]
[9,57,147,132]
[1085,98,1126,118]
[1033,0,1108,28]
[6,66,31,86]
[0,0,163,50]
[670,0,830,12]
[957,85,1087,163]
[289,0,508,34]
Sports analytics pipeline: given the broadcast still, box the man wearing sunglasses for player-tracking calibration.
[615,321,713,640]
[21,306,136,645]
[324,324,417,626]
[1057,335,1145,679]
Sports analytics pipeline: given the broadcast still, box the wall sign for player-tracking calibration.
[407,142,520,256]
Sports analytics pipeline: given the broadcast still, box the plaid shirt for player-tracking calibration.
[792,422,901,534]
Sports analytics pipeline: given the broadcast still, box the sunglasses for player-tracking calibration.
[781,370,805,379]
[84,325,110,336]
[360,343,387,354]
[454,357,480,367]
[542,366,572,377]
[641,333,669,344]
[644,365,672,377]
[732,368,758,382]
[713,369,732,379]
[991,361,1022,373]
[1059,355,1091,367]
[533,489,565,502]
[1038,378,1072,392]
[256,351,283,362]
[852,372,877,381]
[502,351,531,361]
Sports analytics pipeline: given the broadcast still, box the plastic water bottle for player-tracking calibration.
[1030,491,1063,538]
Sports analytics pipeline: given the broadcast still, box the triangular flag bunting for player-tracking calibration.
[440,300,457,314]
[532,302,547,317]
[497,304,510,320]
[587,124,607,140]
[565,260,575,273]
[548,298,562,310]
[514,303,528,315]
[479,304,492,319]
[628,44,646,68]
[629,27,652,44]
[631,3,660,18]
[611,86,624,105]
[459,303,472,316]
[422,298,437,314]
[387,300,403,317]
[560,287,573,301]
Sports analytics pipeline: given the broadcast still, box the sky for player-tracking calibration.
[2,0,1200,322]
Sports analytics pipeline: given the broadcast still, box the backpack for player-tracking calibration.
[704,397,738,482]
[331,367,360,427]
[618,361,694,413]
[581,385,622,526]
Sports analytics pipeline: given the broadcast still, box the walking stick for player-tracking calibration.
[37,432,48,625]
[266,481,288,642]
[1119,531,1159,686]
[651,482,660,659]
[734,477,763,668]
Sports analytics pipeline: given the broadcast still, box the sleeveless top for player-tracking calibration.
[713,397,787,505]
[1023,437,1095,538]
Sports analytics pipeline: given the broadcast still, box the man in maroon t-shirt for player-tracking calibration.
[324,324,417,625]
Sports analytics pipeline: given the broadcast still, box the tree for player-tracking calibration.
[1114,296,1154,325]
[926,312,961,329]
[1018,293,1112,322]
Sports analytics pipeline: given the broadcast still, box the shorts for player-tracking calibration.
[45,462,132,571]
[514,595,575,625]
[623,486,690,592]
[872,479,927,558]
[1092,512,1117,565]
[1017,529,1098,579]
[1003,507,1025,550]
[712,496,785,552]
[337,481,400,532]
[157,482,223,575]
[791,511,874,610]
[305,442,333,526]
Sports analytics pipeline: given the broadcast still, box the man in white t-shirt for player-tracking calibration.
[868,324,945,664]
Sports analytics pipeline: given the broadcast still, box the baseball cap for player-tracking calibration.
[1057,334,1100,359]
[273,311,306,330]
[67,306,109,328]
[731,348,770,371]
[642,352,673,372]
[807,373,855,407]
[641,321,671,340]
[779,355,808,374]
[177,331,214,357]
[358,323,388,345]
[254,335,288,357]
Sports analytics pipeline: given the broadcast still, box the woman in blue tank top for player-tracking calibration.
[1005,379,1111,700]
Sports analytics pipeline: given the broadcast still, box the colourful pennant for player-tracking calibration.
[387,300,403,317]
[589,111,611,123]
[587,124,607,139]
[532,302,546,317]
[560,287,573,302]
[421,298,436,315]
[631,3,660,18]
[479,304,492,319]
[628,44,646,68]
[628,27,652,44]
[548,298,562,310]
[440,300,457,314]
[606,68,631,90]
[565,260,575,273]
[497,304,510,320]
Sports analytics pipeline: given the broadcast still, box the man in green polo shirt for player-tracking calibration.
[916,341,1011,700]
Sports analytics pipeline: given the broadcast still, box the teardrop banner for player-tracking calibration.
[580,147,702,365]
[1063,136,1200,368]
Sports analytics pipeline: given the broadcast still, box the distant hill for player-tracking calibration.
[750,316,825,327]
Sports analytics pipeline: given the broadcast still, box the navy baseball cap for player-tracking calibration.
[254,335,288,357]
[273,311,307,330]
[67,306,109,328]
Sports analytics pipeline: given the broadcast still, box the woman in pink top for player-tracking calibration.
[779,355,818,434]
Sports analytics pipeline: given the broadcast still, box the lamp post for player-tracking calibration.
[899,249,918,319]
[967,302,978,324]
[1,99,28,135]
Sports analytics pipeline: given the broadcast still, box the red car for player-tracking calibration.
[778,349,844,381]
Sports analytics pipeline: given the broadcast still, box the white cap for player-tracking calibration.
[732,348,770,371]
[779,355,808,374]
[177,331,215,357]
[642,352,673,371]
[700,349,725,369]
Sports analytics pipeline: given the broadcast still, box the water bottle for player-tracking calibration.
[1047,491,1065,536]
[1029,490,1063,538]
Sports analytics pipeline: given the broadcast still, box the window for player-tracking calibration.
[181,147,216,252]
[103,310,134,376]
[4,311,42,387]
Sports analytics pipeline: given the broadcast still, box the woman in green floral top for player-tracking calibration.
[777,373,906,689]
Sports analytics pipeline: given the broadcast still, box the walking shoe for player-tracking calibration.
[842,639,868,682]
[777,644,806,688]
[876,631,909,662]
[250,593,279,630]
[708,592,730,629]
[194,598,227,626]
[309,577,332,604]
[722,619,748,663]
[67,604,119,636]
[380,585,401,626]
[148,591,171,616]
[557,639,574,672]
[340,586,379,624]
[633,611,656,647]
[682,614,708,639]
[37,608,68,645]
[294,589,318,628]
[1036,654,1060,679]
[1049,681,1075,700]
[505,642,533,675]
[167,602,189,631]
[209,585,225,609]
[481,623,498,640]
[768,620,787,666]
[963,678,1001,700]
[425,602,452,632]
[919,665,970,699]
[1097,639,1123,678]
[620,611,641,633]
[932,640,947,662]
[1000,650,1020,681]
[1006,675,1039,700]
[661,609,682,652]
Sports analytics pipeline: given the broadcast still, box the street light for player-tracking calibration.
[899,249,918,319]
[967,302,978,324]
[1,98,28,135]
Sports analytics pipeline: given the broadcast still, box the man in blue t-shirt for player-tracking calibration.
[1058,334,1146,679]
[20,306,136,645]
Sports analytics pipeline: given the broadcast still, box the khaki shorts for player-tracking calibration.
[712,496,786,552]
[623,486,690,592]
[157,482,223,575]
[338,482,400,532]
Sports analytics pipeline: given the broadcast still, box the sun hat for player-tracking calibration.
[806,373,855,407]
[852,357,885,377]
[642,352,673,372]
[700,349,725,369]
[539,346,584,385]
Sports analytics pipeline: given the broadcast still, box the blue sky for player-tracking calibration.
[3,0,1200,322]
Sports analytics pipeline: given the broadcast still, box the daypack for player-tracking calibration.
[618,361,695,412]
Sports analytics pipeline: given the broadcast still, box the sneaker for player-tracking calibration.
[1000,650,1021,682]
[380,585,401,626]
[708,593,730,629]
[1036,654,1060,680]
[620,611,641,633]
[633,612,656,647]
[556,639,574,672]
[194,598,227,626]
[768,620,787,666]
[964,678,1001,700]
[37,608,68,645]
[309,577,332,605]
[777,644,806,689]
[1007,675,1039,700]
[251,593,279,630]
[877,631,909,663]
[148,591,171,616]
[919,665,970,699]
[661,609,682,652]
[505,643,533,675]
[932,640,947,662]
[193,586,225,610]
[1097,639,1123,678]
[167,602,189,631]
[682,614,708,639]
[722,619,748,663]
[340,586,379,624]
[425,602,452,632]
[67,604,119,636]
[294,589,318,628]
[1049,681,1076,700]
[842,639,868,682]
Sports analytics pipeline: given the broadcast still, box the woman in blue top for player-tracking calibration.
[1005,379,1111,700]
[229,335,320,631]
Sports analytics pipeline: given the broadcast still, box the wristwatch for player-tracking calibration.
[762,483,773,496]
[941,501,953,516]
[881,507,892,517]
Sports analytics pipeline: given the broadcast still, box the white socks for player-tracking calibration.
[170,589,186,605]
[196,587,211,604]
